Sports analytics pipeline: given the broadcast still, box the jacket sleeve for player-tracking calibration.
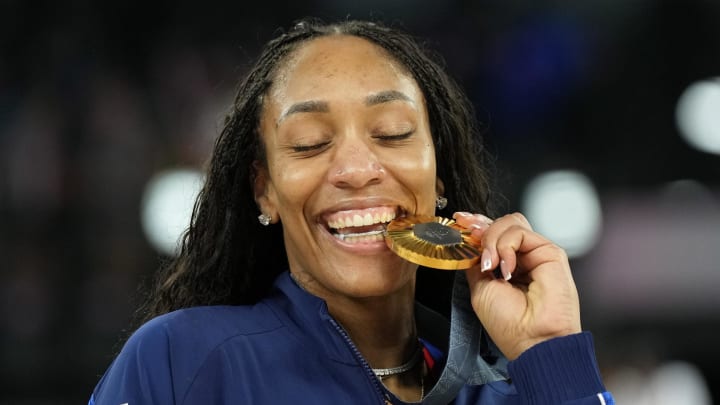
[88,320,176,405]
[507,332,614,405]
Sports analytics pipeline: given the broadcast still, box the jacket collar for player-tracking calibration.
[269,271,509,403]
[270,271,360,365]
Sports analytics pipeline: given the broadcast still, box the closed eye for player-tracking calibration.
[374,131,414,142]
[290,141,331,156]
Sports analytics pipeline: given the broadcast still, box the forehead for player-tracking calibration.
[268,35,421,104]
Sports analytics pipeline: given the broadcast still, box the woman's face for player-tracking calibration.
[256,35,438,300]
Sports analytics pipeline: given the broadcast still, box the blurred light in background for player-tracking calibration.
[583,180,720,320]
[140,168,204,256]
[676,78,720,155]
[521,169,602,258]
[2,1,719,401]
[660,178,716,202]
[607,361,712,405]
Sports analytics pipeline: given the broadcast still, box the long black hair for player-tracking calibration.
[135,18,495,326]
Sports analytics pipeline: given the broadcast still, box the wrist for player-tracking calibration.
[508,332,606,403]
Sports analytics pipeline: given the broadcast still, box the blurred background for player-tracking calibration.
[1,0,719,403]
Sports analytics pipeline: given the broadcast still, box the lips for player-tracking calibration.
[323,206,401,244]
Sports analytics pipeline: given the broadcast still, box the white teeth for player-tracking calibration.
[327,210,398,230]
[363,213,373,226]
[334,230,385,242]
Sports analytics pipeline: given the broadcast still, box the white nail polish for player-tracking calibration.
[501,259,512,281]
[482,259,492,272]
[480,249,492,272]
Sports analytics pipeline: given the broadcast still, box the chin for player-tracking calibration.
[331,261,416,298]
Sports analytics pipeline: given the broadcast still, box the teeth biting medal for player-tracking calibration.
[384,215,482,270]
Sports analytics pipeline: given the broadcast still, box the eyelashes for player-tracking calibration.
[288,131,415,157]
[373,131,413,142]
[291,141,331,153]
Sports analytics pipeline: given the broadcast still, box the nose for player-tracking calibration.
[328,138,386,189]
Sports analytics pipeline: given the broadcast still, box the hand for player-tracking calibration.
[453,212,582,361]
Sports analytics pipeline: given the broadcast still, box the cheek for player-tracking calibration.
[385,143,437,193]
[269,160,322,212]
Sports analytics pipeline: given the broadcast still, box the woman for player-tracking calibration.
[89,19,613,404]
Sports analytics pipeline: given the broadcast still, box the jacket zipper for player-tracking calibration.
[328,317,389,404]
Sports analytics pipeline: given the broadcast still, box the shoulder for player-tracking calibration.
[125,303,283,354]
[90,303,285,404]
[148,303,283,339]
[131,303,286,372]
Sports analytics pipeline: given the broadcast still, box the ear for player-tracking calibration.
[436,177,445,197]
[252,160,278,224]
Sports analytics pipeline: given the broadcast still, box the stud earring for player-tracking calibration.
[258,213,272,226]
[435,196,448,210]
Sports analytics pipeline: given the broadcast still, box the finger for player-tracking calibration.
[515,242,574,288]
[478,213,531,248]
[453,212,494,246]
[485,213,531,234]
[481,215,548,281]
[495,226,525,281]
[465,264,529,331]
[465,265,516,305]
[493,227,573,287]
[479,246,497,274]
[453,211,493,231]
[475,213,530,277]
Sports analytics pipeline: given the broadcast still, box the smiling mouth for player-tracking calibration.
[325,207,401,244]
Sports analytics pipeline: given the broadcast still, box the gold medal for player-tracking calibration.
[384,215,482,270]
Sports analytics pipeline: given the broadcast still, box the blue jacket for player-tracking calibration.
[89,272,613,404]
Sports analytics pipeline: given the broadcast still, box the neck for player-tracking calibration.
[289,272,425,401]
[326,282,417,370]
[327,284,425,402]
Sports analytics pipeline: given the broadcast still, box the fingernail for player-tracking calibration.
[475,214,494,224]
[455,211,472,217]
[500,259,512,281]
[470,223,488,231]
[481,249,492,272]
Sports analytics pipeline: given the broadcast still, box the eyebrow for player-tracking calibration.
[276,90,415,126]
[277,100,329,125]
[365,90,414,107]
